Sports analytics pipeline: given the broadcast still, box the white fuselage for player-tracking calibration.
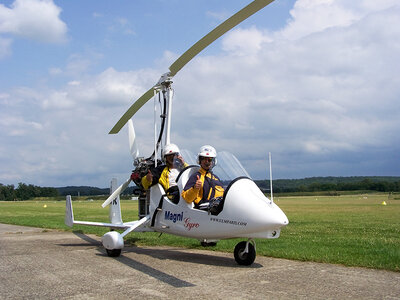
[148,167,288,240]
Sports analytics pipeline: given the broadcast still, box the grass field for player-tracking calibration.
[0,193,399,272]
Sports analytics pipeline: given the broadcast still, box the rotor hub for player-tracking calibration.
[156,72,173,88]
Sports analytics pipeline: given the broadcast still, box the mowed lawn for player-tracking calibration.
[0,193,399,271]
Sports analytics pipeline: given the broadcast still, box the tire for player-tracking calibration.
[106,248,121,257]
[201,241,217,247]
[234,241,256,265]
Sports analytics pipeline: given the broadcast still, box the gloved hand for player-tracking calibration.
[130,172,140,181]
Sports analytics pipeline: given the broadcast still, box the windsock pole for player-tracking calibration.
[269,152,274,203]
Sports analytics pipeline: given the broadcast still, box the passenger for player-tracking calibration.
[182,145,224,209]
[141,143,187,204]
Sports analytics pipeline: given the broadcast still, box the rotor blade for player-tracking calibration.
[110,0,274,134]
[169,0,274,76]
[109,86,158,134]
[102,177,131,208]
[128,119,139,159]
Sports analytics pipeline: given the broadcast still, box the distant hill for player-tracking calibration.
[56,186,109,196]
[55,176,400,196]
[254,176,400,193]
[56,185,139,196]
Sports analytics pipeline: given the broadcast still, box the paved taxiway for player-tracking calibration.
[0,224,399,299]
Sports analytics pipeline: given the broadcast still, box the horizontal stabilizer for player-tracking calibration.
[65,195,150,230]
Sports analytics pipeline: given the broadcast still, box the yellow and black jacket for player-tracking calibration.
[182,167,224,207]
[141,163,188,192]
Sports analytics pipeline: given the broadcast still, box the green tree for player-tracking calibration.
[0,184,15,201]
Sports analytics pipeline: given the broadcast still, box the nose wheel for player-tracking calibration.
[234,240,256,265]
[106,248,121,257]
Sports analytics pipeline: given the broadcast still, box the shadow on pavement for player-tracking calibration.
[64,231,262,288]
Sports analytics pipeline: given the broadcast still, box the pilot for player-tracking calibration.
[141,143,187,203]
[182,145,224,209]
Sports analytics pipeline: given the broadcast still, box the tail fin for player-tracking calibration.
[109,178,123,225]
[64,191,128,229]
[65,195,74,227]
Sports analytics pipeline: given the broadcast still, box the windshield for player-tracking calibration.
[180,150,251,183]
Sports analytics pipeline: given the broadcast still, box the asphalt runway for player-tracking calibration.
[0,224,399,299]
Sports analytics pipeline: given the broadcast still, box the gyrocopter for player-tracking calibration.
[65,0,288,266]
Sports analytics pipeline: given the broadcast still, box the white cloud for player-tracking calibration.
[206,9,230,23]
[222,26,272,56]
[48,67,62,76]
[171,1,400,178]
[0,65,162,186]
[1,0,400,186]
[280,0,359,40]
[278,0,400,40]
[0,37,12,58]
[0,0,67,49]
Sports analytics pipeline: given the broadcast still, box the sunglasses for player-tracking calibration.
[201,157,214,162]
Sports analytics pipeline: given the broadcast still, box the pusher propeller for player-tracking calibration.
[128,119,139,160]
[102,120,139,208]
[109,0,274,134]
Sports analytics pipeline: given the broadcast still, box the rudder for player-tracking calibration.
[109,178,123,225]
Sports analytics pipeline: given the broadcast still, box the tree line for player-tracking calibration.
[0,183,136,201]
[2,176,400,201]
[0,183,58,201]
[255,176,400,193]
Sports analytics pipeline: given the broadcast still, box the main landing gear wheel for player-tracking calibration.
[234,241,256,265]
[201,241,217,247]
[106,248,121,257]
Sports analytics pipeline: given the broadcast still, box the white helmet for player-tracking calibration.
[198,145,217,158]
[197,145,217,166]
[163,143,180,157]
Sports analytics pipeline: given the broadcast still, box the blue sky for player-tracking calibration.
[1,0,399,187]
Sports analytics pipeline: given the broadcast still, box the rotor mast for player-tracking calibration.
[156,72,174,148]
[163,81,173,146]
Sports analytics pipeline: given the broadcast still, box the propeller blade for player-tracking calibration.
[102,177,131,208]
[169,0,274,76]
[109,86,158,134]
[128,119,139,159]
